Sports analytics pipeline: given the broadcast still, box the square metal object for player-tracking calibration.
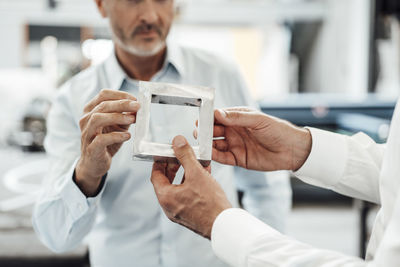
[133,81,215,165]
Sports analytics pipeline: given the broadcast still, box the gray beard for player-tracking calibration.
[112,33,166,57]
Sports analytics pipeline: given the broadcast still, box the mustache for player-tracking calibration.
[132,23,163,37]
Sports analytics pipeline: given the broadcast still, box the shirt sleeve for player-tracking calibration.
[372,188,400,266]
[32,84,104,253]
[211,208,367,267]
[294,128,385,204]
[226,63,292,233]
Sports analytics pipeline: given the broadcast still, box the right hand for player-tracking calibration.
[212,107,312,172]
[151,136,232,239]
[75,89,140,197]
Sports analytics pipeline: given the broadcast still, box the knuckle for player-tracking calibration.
[178,148,194,161]
[229,111,239,119]
[119,99,128,106]
[79,115,87,129]
[96,101,107,112]
[83,104,90,113]
[91,135,103,147]
[110,132,120,141]
[99,89,108,97]
[81,128,89,139]
[87,115,96,127]
[87,113,102,129]
[91,112,102,122]
[86,143,95,155]
[178,150,189,160]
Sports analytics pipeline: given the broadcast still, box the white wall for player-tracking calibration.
[305,0,373,95]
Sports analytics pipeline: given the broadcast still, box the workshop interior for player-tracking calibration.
[0,0,399,266]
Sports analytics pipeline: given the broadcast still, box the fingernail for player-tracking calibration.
[124,132,131,138]
[130,101,138,108]
[173,135,187,148]
[126,115,135,122]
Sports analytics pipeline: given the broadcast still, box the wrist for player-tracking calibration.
[75,160,104,197]
[292,127,312,171]
[206,202,232,239]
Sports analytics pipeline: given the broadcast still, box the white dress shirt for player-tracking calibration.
[211,99,400,267]
[32,43,291,267]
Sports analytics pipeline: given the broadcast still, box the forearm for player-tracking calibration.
[295,128,384,204]
[33,159,103,252]
[212,209,366,267]
[33,194,98,252]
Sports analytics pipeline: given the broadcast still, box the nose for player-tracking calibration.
[139,0,158,24]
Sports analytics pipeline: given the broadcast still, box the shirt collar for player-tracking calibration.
[103,42,185,91]
[165,41,186,77]
[103,49,126,91]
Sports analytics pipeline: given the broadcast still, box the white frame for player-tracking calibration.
[133,81,215,164]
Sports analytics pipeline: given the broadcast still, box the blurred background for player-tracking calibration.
[0,0,399,266]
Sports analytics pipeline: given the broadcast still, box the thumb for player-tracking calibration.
[214,108,265,129]
[172,135,201,173]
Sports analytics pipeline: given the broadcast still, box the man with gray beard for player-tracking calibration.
[32,1,291,266]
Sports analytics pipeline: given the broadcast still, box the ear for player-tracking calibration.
[93,0,108,18]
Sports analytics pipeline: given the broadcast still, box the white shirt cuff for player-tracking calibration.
[211,208,281,267]
[59,158,105,221]
[294,127,348,190]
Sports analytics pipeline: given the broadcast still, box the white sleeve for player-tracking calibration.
[211,129,391,267]
[212,201,400,267]
[32,85,104,253]
[371,189,400,266]
[294,128,385,204]
[211,208,367,267]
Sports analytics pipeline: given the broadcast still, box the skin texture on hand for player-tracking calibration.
[212,107,312,172]
[75,89,140,197]
[151,136,233,239]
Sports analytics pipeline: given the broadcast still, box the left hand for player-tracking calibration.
[150,135,232,239]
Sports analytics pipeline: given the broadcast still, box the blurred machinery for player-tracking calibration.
[378,0,400,17]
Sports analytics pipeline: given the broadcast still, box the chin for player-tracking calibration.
[112,32,167,57]
[123,41,166,57]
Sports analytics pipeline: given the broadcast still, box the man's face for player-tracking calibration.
[101,0,174,56]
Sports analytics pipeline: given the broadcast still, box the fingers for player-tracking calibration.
[213,139,229,151]
[211,148,237,166]
[194,125,225,140]
[84,113,135,141]
[151,162,173,195]
[166,163,180,184]
[214,108,264,129]
[213,125,225,137]
[84,89,137,113]
[90,132,131,154]
[172,135,202,174]
[80,96,140,134]
[92,99,140,114]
